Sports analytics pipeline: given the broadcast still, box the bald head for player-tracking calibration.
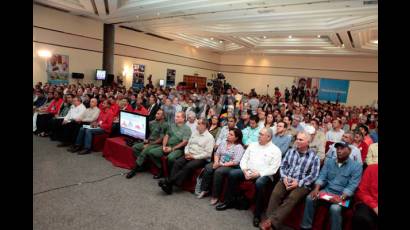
[90,98,98,108]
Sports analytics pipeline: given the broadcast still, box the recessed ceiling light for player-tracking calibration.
[263,36,267,39]
[219,40,223,43]
[288,35,292,39]
[317,35,321,38]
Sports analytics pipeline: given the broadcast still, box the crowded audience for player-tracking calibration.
[33,80,378,229]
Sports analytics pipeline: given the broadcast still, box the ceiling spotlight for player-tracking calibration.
[288,35,292,39]
[263,36,267,39]
[219,40,223,43]
[210,37,214,40]
[317,35,321,38]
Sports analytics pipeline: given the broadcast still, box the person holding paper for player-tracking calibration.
[69,100,114,155]
[260,131,320,230]
[300,142,363,230]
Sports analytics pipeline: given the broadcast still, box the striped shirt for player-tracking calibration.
[280,148,321,188]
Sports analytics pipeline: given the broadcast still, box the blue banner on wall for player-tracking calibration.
[318,79,350,103]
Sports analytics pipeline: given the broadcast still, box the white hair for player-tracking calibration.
[297,131,312,143]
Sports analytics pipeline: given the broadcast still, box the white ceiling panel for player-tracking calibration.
[34,0,378,56]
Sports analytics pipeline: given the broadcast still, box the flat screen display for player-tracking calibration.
[96,69,106,80]
[119,111,148,140]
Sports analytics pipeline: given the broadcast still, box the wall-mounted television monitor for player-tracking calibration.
[119,111,148,140]
[96,69,106,80]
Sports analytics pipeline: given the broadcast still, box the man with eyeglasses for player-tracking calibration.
[215,128,282,228]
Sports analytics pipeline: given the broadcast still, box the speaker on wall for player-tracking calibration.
[72,72,84,79]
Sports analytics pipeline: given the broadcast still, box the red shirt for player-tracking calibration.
[348,118,358,129]
[364,135,373,146]
[110,103,120,117]
[357,142,369,163]
[47,98,63,115]
[97,109,114,133]
[355,164,378,209]
[134,105,149,116]
[98,101,105,110]
[122,104,133,112]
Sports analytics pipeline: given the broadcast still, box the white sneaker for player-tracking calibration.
[197,191,208,199]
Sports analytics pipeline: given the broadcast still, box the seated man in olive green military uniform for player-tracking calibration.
[126,109,168,179]
[144,111,192,179]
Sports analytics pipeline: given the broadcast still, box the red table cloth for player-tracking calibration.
[103,137,136,170]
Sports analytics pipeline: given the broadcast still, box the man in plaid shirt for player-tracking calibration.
[260,131,320,230]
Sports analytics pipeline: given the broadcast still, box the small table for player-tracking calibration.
[103,136,136,170]
[102,136,160,176]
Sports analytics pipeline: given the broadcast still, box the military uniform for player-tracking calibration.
[146,123,192,170]
[132,119,168,167]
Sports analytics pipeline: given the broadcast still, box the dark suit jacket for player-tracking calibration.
[147,103,160,121]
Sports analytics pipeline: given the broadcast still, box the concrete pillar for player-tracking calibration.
[103,24,115,75]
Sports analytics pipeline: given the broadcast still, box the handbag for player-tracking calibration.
[194,168,205,195]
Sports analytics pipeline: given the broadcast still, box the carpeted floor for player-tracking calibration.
[33,135,265,230]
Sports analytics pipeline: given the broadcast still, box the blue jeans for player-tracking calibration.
[75,127,105,150]
[225,168,272,218]
[300,192,343,230]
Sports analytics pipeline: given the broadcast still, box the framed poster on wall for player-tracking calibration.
[318,79,350,103]
[46,54,69,85]
[132,64,145,89]
[166,69,176,87]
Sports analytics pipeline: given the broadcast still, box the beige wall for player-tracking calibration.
[219,54,378,105]
[33,4,378,106]
[114,27,219,88]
